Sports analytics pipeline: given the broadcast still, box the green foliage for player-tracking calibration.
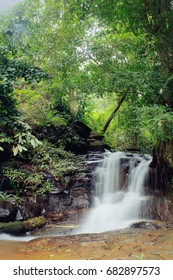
[0,0,173,155]
[36,182,54,196]
[12,120,43,156]
[0,191,20,202]
[2,166,27,182]
[139,106,173,141]
[0,134,13,151]
[30,140,77,178]
[23,174,43,190]
[0,0,172,201]
[0,8,49,156]
[2,164,47,192]
[114,104,173,151]
[0,116,42,156]
[14,81,71,126]
[1,141,78,200]
[2,165,27,190]
[0,221,26,235]
[0,67,42,156]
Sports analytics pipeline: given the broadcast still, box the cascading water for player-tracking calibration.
[76,151,152,234]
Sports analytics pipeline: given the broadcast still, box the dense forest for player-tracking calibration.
[0,0,173,231]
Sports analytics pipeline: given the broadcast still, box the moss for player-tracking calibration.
[0,216,46,235]
[0,221,25,235]
[24,216,47,231]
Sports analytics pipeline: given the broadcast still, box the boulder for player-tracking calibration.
[65,137,89,154]
[69,183,92,209]
[0,201,18,222]
[22,195,45,219]
[88,131,110,152]
[24,216,47,231]
[45,192,71,222]
[0,216,47,235]
[130,221,159,230]
[71,121,92,140]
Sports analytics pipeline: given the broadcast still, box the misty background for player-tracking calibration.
[0,0,23,12]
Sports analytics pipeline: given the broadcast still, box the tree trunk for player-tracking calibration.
[143,1,173,191]
[150,140,173,191]
[101,92,127,134]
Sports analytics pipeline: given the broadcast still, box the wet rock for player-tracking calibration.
[88,132,110,152]
[130,221,159,230]
[139,197,153,219]
[65,137,89,154]
[88,140,110,152]
[70,187,90,209]
[44,154,95,223]
[68,175,90,189]
[0,201,18,222]
[0,208,10,218]
[89,132,104,141]
[45,192,71,222]
[23,227,173,260]
[72,121,92,140]
[45,184,90,223]
[16,210,24,221]
[147,167,157,192]
[22,194,46,219]
[124,148,141,152]
[119,162,129,189]
[72,195,89,209]
[149,195,173,221]
[0,216,46,235]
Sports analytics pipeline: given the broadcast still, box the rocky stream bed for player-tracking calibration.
[0,222,173,260]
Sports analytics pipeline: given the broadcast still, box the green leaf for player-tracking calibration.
[18,144,23,153]
[12,146,19,156]
[31,138,36,148]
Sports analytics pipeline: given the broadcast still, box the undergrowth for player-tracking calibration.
[1,141,81,199]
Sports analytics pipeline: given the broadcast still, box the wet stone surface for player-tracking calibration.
[1,223,173,260]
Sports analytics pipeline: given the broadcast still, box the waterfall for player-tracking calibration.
[76,151,152,234]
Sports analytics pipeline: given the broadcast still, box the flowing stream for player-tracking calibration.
[75,151,152,234]
[0,151,152,243]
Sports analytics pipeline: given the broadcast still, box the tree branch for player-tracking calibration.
[101,91,128,134]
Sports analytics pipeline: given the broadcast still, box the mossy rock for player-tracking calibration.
[0,221,25,235]
[24,216,47,231]
[0,216,47,235]
[88,139,110,152]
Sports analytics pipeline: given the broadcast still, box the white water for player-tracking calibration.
[76,151,152,234]
[0,233,35,242]
[0,151,152,240]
